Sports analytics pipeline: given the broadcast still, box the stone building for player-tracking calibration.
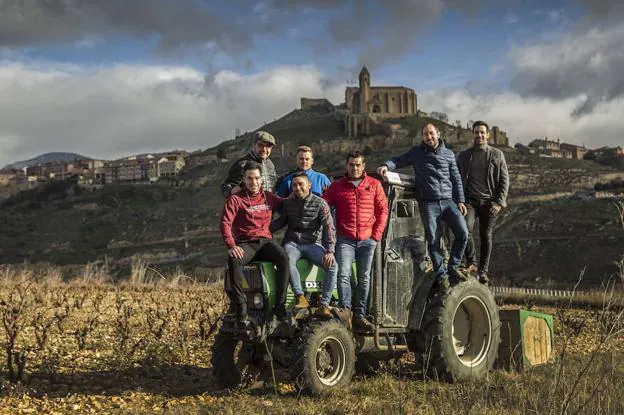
[560,143,587,160]
[489,126,509,147]
[528,138,586,159]
[344,66,418,137]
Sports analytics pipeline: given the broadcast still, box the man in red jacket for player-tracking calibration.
[323,151,389,332]
[220,161,289,325]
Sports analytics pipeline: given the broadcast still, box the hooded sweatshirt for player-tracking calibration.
[220,189,283,249]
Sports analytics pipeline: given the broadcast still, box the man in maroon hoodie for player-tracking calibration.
[220,161,289,324]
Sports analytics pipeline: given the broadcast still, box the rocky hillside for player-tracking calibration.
[1,108,623,288]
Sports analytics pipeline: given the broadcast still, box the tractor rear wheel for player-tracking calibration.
[415,278,500,382]
[293,320,356,394]
[211,333,265,389]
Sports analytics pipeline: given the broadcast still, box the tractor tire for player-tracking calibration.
[416,278,500,382]
[293,320,356,395]
[211,333,264,389]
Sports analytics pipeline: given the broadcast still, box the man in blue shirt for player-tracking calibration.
[377,123,468,291]
[277,146,331,197]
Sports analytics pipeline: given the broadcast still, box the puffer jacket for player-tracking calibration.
[384,140,465,203]
[220,149,277,197]
[270,193,336,252]
[323,173,389,241]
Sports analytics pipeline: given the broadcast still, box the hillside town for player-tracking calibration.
[1,67,622,193]
[0,150,190,190]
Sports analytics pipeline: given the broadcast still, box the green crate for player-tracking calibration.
[496,309,555,371]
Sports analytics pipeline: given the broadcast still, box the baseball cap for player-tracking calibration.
[253,131,276,146]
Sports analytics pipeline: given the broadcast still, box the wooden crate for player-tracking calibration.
[495,309,555,371]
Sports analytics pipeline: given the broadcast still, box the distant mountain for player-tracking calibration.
[3,152,91,170]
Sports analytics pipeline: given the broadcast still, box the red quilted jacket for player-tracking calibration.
[323,173,389,241]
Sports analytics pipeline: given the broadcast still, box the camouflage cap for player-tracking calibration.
[253,131,276,146]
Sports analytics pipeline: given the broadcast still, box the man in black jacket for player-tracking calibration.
[270,172,338,318]
[457,121,510,284]
[221,131,278,197]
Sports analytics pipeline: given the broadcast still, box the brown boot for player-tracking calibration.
[294,294,309,309]
[332,307,353,330]
[315,304,332,318]
[465,264,478,274]
[352,315,375,332]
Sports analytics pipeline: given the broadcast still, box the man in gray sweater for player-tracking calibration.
[457,121,510,284]
[270,172,338,318]
[221,131,278,197]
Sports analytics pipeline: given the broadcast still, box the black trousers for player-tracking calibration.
[225,239,290,307]
[464,199,498,273]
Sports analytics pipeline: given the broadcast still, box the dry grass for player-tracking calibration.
[0,264,621,414]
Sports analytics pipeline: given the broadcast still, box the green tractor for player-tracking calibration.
[211,172,500,394]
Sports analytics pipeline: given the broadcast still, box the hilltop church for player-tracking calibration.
[344,66,418,137]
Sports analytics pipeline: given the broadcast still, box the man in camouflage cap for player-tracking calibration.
[221,131,278,196]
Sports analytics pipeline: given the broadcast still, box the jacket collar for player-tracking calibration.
[343,171,368,182]
[421,139,446,153]
[248,149,263,163]
[240,188,263,198]
[472,143,490,152]
[295,192,314,202]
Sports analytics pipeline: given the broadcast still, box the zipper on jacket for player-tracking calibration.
[355,184,359,240]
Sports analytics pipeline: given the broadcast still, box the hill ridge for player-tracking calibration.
[4,152,91,170]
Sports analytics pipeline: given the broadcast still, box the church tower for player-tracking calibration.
[358,66,371,114]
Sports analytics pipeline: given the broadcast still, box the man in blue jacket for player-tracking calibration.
[276,146,331,197]
[377,123,468,290]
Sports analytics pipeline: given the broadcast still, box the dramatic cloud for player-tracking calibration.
[259,0,496,72]
[0,0,251,53]
[0,62,343,167]
[508,1,624,117]
[0,0,499,71]
[578,0,624,21]
[420,88,624,148]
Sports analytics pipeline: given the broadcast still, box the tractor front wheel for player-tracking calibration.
[293,320,356,395]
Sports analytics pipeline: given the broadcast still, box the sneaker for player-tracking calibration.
[352,315,375,332]
[464,264,478,274]
[477,271,489,285]
[294,294,309,309]
[315,304,332,318]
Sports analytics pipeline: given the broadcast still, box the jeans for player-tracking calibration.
[335,236,377,316]
[419,200,468,278]
[226,239,289,307]
[464,199,498,273]
[284,241,338,306]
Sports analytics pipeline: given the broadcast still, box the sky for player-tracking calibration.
[1,0,623,166]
